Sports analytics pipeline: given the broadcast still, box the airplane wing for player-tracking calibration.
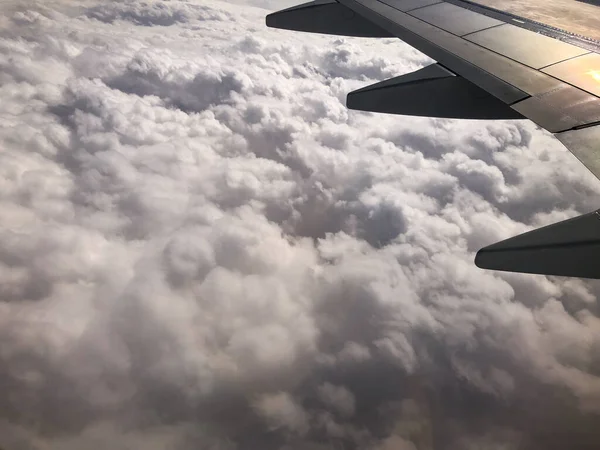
[266,0,600,279]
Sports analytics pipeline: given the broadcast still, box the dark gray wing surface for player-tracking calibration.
[266,0,393,37]
[475,209,600,279]
[266,0,600,279]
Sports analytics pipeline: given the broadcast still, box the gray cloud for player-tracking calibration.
[1,0,600,449]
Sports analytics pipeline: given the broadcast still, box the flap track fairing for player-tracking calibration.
[347,64,525,120]
[476,209,600,279]
[266,0,393,37]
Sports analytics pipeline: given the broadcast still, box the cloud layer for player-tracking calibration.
[1,0,600,449]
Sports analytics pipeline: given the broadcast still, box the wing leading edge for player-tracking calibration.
[266,0,600,279]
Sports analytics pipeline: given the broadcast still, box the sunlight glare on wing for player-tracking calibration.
[587,69,600,84]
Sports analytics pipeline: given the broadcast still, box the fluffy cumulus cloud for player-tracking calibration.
[1,0,600,448]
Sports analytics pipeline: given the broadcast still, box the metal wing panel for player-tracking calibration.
[512,85,600,133]
[409,2,503,37]
[556,125,600,181]
[515,85,600,133]
[464,24,590,70]
[379,0,442,12]
[542,53,600,98]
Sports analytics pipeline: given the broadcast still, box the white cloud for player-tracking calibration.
[0,0,599,449]
[255,391,310,435]
[317,383,356,418]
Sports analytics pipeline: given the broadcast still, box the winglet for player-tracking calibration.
[475,209,600,279]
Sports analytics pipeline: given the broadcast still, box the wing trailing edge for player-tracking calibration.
[476,209,600,279]
[265,0,393,37]
[347,64,525,120]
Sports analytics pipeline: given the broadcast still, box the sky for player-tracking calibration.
[1,0,600,449]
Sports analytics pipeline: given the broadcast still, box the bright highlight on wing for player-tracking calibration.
[587,69,600,83]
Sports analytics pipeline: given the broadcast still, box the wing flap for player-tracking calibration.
[512,85,600,133]
[409,2,504,37]
[556,124,600,180]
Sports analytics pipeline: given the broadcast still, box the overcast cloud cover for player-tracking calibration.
[1,0,600,448]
